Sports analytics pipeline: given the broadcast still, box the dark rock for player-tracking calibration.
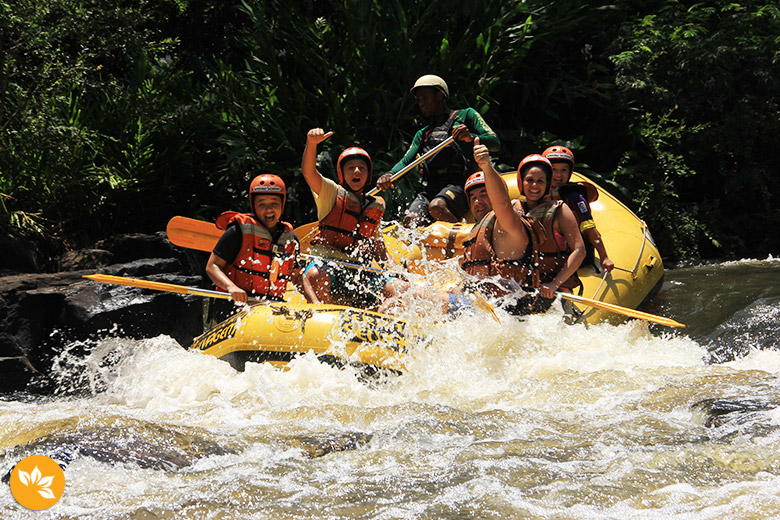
[692,398,779,439]
[58,249,115,271]
[705,297,780,363]
[0,257,207,393]
[0,417,237,479]
[115,257,185,277]
[94,232,181,264]
[0,232,41,274]
[1,419,372,481]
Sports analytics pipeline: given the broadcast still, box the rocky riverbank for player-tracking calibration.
[0,231,210,393]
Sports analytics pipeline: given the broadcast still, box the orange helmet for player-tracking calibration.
[337,147,373,186]
[542,145,575,171]
[249,174,286,208]
[464,171,486,193]
[465,171,507,195]
[517,154,553,196]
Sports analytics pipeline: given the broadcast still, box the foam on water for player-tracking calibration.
[4,273,780,519]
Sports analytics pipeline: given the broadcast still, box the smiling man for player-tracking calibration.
[299,128,403,308]
[376,75,500,227]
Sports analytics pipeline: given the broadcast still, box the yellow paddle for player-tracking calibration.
[82,274,278,305]
[366,136,456,196]
[165,216,221,251]
[558,291,685,328]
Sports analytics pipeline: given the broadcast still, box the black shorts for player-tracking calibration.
[406,183,469,225]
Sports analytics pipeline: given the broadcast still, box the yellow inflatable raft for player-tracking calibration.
[174,170,663,371]
[188,294,417,375]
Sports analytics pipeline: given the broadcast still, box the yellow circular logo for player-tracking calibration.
[9,455,65,510]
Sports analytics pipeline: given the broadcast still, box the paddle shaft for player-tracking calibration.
[366,136,456,196]
[558,291,685,328]
[83,274,272,304]
[300,253,396,275]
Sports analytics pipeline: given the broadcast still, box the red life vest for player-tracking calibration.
[311,186,385,252]
[461,200,534,295]
[216,212,298,300]
[522,200,581,291]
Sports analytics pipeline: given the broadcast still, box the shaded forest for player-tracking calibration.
[2,0,779,265]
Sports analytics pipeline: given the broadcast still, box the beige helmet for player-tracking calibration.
[410,74,449,98]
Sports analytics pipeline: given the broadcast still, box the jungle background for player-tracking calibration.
[2,0,779,267]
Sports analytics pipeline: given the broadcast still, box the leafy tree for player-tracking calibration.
[2,0,778,265]
[610,1,780,258]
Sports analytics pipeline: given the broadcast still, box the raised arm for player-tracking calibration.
[473,137,525,239]
[301,128,333,196]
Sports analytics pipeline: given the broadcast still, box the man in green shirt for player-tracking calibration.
[376,75,500,227]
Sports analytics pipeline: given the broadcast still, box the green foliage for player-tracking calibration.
[610,0,780,258]
[2,0,778,262]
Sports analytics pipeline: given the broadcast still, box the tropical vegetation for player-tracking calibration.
[2,0,779,264]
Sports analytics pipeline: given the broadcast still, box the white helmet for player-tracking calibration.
[410,74,449,98]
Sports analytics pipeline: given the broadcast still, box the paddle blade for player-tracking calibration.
[469,291,500,323]
[166,216,221,252]
[559,292,685,328]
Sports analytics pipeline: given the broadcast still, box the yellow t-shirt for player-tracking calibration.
[309,178,385,260]
[312,177,340,221]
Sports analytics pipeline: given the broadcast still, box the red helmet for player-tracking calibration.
[464,171,486,193]
[337,147,373,186]
[517,154,553,196]
[542,145,575,171]
[249,174,286,208]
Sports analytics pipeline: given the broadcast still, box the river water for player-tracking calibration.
[2,257,780,519]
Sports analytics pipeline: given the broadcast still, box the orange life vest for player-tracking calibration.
[522,200,581,291]
[216,212,298,300]
[311,187,385,252]
[461,200,534,294]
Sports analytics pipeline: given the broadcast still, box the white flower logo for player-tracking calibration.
[17,465,56,500]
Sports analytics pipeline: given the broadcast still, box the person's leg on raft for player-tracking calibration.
[403,192,433,228]
[428,184,469,223]
[302,261,333,304]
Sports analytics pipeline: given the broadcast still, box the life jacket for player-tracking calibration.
[215,212,298,300]
[553,181,598,270]
[556,181,598,203]
[461,200,534,296]
[311,186,385,252]
[522,200,581,291]
[419,110,474,180]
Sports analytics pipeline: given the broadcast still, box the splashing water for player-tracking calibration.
[2,259,780,519]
